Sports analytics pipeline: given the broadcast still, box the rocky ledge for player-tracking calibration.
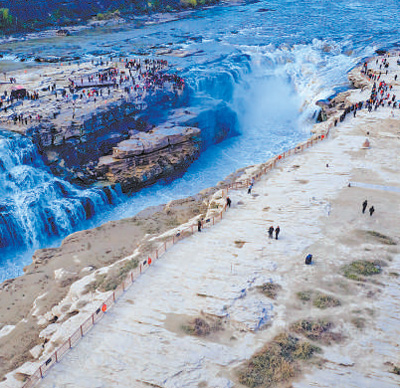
[96,125,201,192]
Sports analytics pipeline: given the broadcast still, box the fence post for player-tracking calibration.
[68,337,72,349]
[173,235,175,244]
[164,241,167,251]
[191,225,193,234]
[91,314,95,325]
[156,249,158,259]
[131,272,133,282]
[113,292,116,302]
[80,325,83,337]
[55,350,58,363]
[39,366,43,379]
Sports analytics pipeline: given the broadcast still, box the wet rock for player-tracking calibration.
[56,29,71,37]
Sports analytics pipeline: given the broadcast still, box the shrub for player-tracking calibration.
[392,366,400,375]
[182,316,223,337]
[297,290,313,301]
[238,333,320,387]
[342,260,381,281]
[313,293,341,309]
[257,283,282,299]
[290,319,343,345]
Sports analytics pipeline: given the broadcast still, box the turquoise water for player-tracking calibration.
[1,0,400,280]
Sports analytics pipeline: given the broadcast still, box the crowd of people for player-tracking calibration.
[0,56,187,127]
[334,53,400,126]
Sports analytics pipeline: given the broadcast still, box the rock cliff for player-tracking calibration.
[97,125,201,192]
[26,100,202,191]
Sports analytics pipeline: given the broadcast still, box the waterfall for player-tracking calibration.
[0,131,121,256]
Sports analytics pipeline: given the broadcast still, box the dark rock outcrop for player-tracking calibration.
[96,125,201,192]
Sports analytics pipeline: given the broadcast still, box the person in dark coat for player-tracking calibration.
[369,206,375,216]
[197,219,202,232]
[226,196,231,208]
[305,254,313,265]
[268,226,274,239]
[362,200,368,213]
[275,226,280,240]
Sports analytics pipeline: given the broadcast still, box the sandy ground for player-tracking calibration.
[34,88,400,386]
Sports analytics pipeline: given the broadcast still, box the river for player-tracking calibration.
[1,0,399,281]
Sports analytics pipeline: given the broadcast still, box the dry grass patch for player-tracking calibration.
[351,317,366,330]
[313,293,341,309]
[342,260,381,281]
[182,315,224,337]
[366,231,397,245]
[257,283,282,299]
[238,333,321,388]
[234,240,246,248]
[290,319,343,345]
[296,290,313,302]
[85,259,138,292]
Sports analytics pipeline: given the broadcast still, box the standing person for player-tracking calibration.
[226,196,231,208]
[268,226,274,239]
[305,254,313,265]
[362,200,368,214]
[197,219,202,232]
[275,226,280,240]
[247,183,253,194]
[369,206,375,216]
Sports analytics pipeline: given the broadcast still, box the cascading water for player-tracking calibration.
[0,131,121,281]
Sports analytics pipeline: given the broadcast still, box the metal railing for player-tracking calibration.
[21,125,332,388]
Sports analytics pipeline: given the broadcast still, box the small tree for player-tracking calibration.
[0,8,13,29]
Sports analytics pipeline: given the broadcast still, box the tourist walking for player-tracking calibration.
[369,206,375,216]
[226,196,231,208]
[275,226,280,240]
[362,200,368,213]
[247,183,253,194]
[268,226,274,239]
[197,219,202,232]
